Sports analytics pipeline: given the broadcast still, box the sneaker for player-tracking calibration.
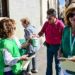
[31,69,38,73]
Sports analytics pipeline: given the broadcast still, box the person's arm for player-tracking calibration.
[38,31,43,37]
[38,22,47,37]
[57,48,63,58]
[3,49,28,66]
[21,40,30,49]
[57,49,67,61]
[13,36,30,49]
[38,28,45,37]
[13,36,22,49]
[57,44,65,61]
[68,56,75,62]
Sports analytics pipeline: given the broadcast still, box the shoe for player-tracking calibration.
[31,69,38,73]
[26,72,32,75]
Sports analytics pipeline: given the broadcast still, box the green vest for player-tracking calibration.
[62,26,75,57]
[19,39,28,56]
[0,39,22,75]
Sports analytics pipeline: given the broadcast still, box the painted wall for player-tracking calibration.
[9,0,41,38]
[49,0,58,17]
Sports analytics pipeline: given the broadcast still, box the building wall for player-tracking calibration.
[49,0,58,17]
[42,0,47,24]
[8,0,41,38]
[8,0,56,38]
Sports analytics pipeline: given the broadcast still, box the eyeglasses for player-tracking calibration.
[68,13,75,18]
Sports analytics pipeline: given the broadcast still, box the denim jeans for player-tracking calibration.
[46,44,61,75]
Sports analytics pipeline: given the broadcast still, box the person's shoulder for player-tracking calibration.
[63,26,70,32]
[44,21,49,24]
[56,19,64,24]
[26,25,32,30]
[2,39,12,43]
[27,25,36,30]
[27,25,37,33]
[64,26,69,29]
[43,21,49,27]
[56,19,65,27]
[0,39,14,48]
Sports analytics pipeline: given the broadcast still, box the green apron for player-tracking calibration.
[62,26,75,57]
[0,39,22,75]
[19,39,28,55]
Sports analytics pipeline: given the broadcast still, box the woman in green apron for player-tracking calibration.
[0,18,29,75]
[59,3,75,75]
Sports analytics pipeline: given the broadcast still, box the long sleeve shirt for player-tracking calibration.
[3,48,20,72]
[3,49,20,66]
[24,25,40,53]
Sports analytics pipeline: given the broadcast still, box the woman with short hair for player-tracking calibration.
[0,18,29,75]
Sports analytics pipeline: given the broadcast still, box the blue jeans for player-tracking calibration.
[46,44,61,75]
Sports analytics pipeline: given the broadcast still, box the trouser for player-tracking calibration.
[4,70,26,75]
[27,56,37,72]
[46,44,61,75]
[4,71,14,75]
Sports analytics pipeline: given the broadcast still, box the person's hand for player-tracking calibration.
[20,54,28,60]
[58,57,67,61]
[32,34,39,38]
[28,39,32,44]
[57,48,63,58]
[68,56,75,62]
[38,32,43,37]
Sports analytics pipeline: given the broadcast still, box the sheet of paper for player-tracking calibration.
[60,59,75,71]
[58,57,68,60]
[22,54,35,70]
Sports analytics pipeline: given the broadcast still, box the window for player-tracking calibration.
[0,0,2,16]
[0,0,9,17]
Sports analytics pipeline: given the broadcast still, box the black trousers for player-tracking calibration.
[4,70,26,75]
[4,71,14,75]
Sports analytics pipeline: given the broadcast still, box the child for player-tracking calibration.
[20,17,40,75]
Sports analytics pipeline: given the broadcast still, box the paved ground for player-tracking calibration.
[32,46,56,75]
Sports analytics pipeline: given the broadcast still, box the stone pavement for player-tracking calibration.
[32,46,56,75]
